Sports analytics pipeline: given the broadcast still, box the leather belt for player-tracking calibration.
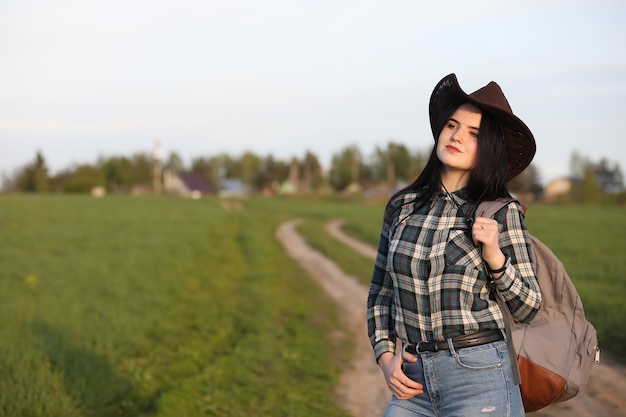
[405,329,503,354]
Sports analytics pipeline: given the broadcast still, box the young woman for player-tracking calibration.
[367,74,542,417]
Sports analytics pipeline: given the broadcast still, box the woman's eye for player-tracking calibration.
[470,131,479,137]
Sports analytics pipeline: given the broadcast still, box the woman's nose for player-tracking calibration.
[451,129,463,143]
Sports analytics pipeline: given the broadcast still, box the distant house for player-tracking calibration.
[543,177,582,202]
[218,178,249,198]
[164,171,214,198]
[91,186,106,197]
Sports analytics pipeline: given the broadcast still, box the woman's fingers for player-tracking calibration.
[472,217,499,246]
[391,377,424,399]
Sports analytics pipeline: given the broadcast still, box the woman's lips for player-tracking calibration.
[446,145,461,153]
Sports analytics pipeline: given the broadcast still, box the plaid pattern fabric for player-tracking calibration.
[367,189,542,361]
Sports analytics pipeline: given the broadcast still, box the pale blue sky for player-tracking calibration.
[1,0,625,184]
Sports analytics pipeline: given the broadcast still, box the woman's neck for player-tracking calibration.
[440,171,470,193]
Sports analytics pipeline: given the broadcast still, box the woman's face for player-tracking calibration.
[436,103,482,174]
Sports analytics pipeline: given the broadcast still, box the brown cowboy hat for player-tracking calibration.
[429,73,536,180]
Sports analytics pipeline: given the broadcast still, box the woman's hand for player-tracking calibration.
[473,217,506,277]
[377,350,424,399]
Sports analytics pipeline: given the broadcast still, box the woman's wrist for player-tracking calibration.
[486,256,510,274]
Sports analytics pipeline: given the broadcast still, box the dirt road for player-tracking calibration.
[276,218,626,417]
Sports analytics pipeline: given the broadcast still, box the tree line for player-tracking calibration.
[3,143,624,204]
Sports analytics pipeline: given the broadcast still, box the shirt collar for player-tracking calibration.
[450,187,470,203]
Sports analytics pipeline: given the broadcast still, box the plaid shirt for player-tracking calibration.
[367,188,542,361]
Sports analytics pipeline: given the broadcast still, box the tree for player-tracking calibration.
[387,142,411,182]
[164,151,185,173]
[588,159,624,194]
[410,149,429,180]
[61,164,106,193]
[581,166,606,204]
[99,153,152,192]
[17,151,49,192]
[215,154,237,178]
[371,142,413,184]
[329,145,362,191]
[129,153,152,185]
[256,155,290,192]
[240,151,262,187]
[101,156,133,191]
[301,150,325,190]
[190,155,230,192]
[565,155,624,203]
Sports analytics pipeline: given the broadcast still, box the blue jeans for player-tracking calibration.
[384,340,524,417]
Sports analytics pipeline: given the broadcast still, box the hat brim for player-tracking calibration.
[429,74,536,180]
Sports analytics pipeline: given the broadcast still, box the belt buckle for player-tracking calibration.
[416,341,431,353]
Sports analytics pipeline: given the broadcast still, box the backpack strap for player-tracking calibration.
[476,197,521,385]
[475,197,515,219]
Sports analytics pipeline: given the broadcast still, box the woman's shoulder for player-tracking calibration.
[491,198,526,224]
[505,198,525,214]
[387,189,422,210]
[382,189,424,223]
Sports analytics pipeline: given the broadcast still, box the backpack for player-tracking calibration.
[476,198,600,413]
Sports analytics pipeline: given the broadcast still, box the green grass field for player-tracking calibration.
[1,195,624,416]
[0,196,352,417]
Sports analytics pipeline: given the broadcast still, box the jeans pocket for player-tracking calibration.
[453,343,504,371]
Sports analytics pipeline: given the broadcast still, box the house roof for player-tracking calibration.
[219,178,249,195]
[178,172,213,193]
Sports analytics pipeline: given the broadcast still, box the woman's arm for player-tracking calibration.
[367,197,405,361]
[473,202,542,323]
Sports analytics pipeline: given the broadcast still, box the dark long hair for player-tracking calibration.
[392,102,511,207]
